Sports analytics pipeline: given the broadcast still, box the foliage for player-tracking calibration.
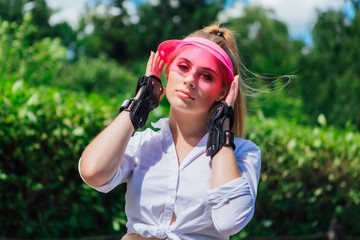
[0,0,76,46]
[225,6,304,121]
[78,0,225,62]
[298,9,360,129]
[0,15,140,99]
[0,14,67,85]
[0,79,128,238]
[59,54,138,98]
[2,77,359,238]
[247,82,303,122]
[227,7,304,86]
[0,0,28,24]
[232,115,360,238]
[1,1,360,239]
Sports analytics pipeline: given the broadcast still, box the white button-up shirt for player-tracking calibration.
[79,118,261,240]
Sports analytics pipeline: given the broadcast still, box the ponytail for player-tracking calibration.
[187,23,246,138]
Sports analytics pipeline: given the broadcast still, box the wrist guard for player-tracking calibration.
[206,100,236,158]
[120,75,164,130]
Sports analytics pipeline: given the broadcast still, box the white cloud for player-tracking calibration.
[248,0,344,39]
[219,0,345,44]
[47,0,87,28]
[218,1,245,22]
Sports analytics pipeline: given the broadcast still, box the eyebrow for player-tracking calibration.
[177,57,218,75]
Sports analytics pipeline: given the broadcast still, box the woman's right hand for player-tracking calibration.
[146,51,165,79]
[140,51,166,101]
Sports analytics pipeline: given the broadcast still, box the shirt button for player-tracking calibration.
[170,193,175,198]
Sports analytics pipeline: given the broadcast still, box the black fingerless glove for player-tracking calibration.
[206,100,236,158]
[119,75,164,130]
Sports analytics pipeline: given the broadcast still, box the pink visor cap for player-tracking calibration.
[157,37,234,83]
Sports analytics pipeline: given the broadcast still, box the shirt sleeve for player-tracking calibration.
[78,132,142,193]
[207,139,261,236]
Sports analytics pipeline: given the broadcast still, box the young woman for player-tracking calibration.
[79,24,261,240]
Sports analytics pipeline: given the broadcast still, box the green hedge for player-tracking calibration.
[1,78,359,238]
[0,79,125,238]
[58,54,139,98]
[237,115,360,238]
[0,14,66,86]
[0,78,168,238]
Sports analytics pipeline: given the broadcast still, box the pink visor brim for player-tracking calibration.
[157,37,234,83]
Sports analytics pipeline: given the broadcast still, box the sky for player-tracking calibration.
[46,0,355,46]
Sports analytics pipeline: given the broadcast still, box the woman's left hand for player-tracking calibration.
[225,75,239,108]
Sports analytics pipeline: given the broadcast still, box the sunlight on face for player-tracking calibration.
[166,46,227,115]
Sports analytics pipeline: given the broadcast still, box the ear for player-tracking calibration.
[215,85,228,101]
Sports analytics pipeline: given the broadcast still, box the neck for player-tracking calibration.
[168,108,208,146]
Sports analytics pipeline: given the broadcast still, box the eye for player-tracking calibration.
[178,64,189,71]
[201,73,213,81]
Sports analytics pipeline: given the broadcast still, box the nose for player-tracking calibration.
[183,73,196,88]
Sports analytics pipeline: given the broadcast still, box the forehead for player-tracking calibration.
[173,45,221,71]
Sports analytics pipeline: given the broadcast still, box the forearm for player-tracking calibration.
[80,111,134,187]
[80,52,164,187]
[210,145,241,189]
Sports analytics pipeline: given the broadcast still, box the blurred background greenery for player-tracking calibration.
[0,0,359,239]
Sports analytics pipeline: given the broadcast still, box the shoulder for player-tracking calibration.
[234,138,260,154]
[234,138,261,161]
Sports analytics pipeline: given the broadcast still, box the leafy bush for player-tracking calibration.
[0,79,129,238]
[0,14,139,99]
[0,14,67,85]
[233,115,360,238]
[59,54,138,98]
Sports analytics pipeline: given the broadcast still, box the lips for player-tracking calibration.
[176,89,195,99]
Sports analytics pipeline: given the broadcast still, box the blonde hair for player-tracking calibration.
[187,23,247,138]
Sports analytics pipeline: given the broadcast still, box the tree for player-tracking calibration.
[224,6,304,119]
[76,0,132,60]
[227,6,303,81]
[0,0,29,23]
[298,8,360,128]
[0,0,76,47]
[124,0,225,60]
[78,0,225,62]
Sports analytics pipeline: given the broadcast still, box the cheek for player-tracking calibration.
[168,63,183,76]
[198,81,223,99]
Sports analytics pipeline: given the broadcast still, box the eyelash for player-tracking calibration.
[178,64,189,71]
[201,73,212,81]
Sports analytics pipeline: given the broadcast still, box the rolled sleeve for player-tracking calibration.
[235,139,261,199]
[78,132,142,193]
[207,177,251,209]
[207,139,261,236]
[78,155,134,193]
[207,177,254,236]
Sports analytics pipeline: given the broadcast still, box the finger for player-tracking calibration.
[157,59,165,76]
[151,51,158,73]
[153,51,165,78]
[225,75,239,107]
[146,51,155,76]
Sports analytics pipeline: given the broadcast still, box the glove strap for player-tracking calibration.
[120,75,163,130]
[206,101,235,158]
